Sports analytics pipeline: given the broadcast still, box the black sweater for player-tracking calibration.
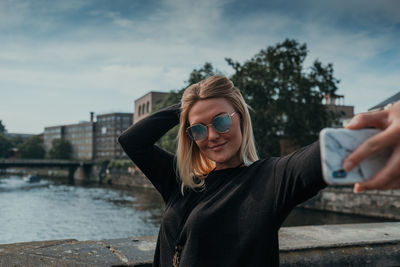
[118,104,326,267]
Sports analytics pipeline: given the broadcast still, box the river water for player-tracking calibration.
[0,174,394,245]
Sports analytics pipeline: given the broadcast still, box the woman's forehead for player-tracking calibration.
[188,98,234,124]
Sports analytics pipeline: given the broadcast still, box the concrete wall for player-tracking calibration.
[301,187,400,219]
[73,165,103,183]
[103,167,153,188]
[1,223,400,266]
[325,104,354,119]
[73,164,153,187]
[325,103,354,127]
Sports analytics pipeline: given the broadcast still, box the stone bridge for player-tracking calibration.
[0,159,99,182]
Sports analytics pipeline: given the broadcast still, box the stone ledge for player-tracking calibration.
[1,223,400,266]
[280,222,400,266]
[279,222,400,250]
[0,236,156,267]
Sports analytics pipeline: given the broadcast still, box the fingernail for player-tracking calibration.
[342,161,354,171]
[345,118,356,128]
[353,183,363,193]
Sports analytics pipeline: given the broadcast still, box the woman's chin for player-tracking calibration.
[206,151,228,163]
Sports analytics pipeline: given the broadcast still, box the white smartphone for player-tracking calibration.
[319,128,391,185]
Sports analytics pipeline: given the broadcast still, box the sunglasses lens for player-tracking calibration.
[213,114,231,133]
[188,124,207,141]
[187,113,233,141]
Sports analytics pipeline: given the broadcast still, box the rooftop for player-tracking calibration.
[369,91,400,111]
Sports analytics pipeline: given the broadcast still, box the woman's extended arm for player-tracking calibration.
[118,103,181,202]
[343,101,400,192]
[273,141,327,227]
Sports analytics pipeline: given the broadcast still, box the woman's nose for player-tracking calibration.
[207,126,220,141]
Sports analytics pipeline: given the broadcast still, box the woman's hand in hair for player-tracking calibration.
[343,101,400,192]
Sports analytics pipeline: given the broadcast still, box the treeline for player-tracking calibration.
[155,39,340,157]
[0,122,72,160]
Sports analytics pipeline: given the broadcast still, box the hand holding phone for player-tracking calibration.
[343,101,400,192]
[319,128,391,185]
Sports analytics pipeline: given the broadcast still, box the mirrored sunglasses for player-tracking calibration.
[186,112,236,141]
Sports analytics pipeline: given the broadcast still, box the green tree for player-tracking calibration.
[187,62,219,85]
[48,139,72,159]
[155,63,219,153]
[10,135,25,147]
[227,39,338,157]
[18,135,45,159]
[0,134,12,158]
[0,120,12,158]
[107,159,135,169]
[151,40,339,157]
[0,120,6,134]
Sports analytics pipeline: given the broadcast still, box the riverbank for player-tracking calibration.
[1,222,400,266]
[1,167,69,179]
[0,164,153,188]
[103,166,153,188]
[4,166,400,220]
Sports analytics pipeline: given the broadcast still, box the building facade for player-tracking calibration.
[133,92,169,124]
[44,91,170,160]
[44,122,94,160]
[63,122,95,160]
[95,113,133,160]
[323,94,354,127]
[44,112,132,160]
[43,126,64,155]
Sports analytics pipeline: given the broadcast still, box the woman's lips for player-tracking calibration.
[209,142,226,151]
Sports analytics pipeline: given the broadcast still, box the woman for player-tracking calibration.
[118,75,400,266]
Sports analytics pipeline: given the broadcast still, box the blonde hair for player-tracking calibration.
[177,75,258,193]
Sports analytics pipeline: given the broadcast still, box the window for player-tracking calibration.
[146,101,150,113]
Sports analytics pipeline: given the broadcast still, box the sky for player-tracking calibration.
[1,0,399,134]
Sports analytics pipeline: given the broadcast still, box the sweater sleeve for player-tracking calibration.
[273,141,327,228]
[118,103,181,203]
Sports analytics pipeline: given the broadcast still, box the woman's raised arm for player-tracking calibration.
[118,103,181,202]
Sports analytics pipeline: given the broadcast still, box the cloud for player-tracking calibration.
[0,1,29,29]
[1,0,399,133]
[302,0,400,25]
[0,0,91,34]
[338,70,400,113]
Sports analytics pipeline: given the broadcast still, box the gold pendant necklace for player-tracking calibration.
[173,245,182,267]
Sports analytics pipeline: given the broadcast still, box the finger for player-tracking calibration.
[380,178,400,190]
[354,173,392,193]
[354,144,400,192]
[343,124,399,171]
[345,110,389,130]
[357,176,400,191]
